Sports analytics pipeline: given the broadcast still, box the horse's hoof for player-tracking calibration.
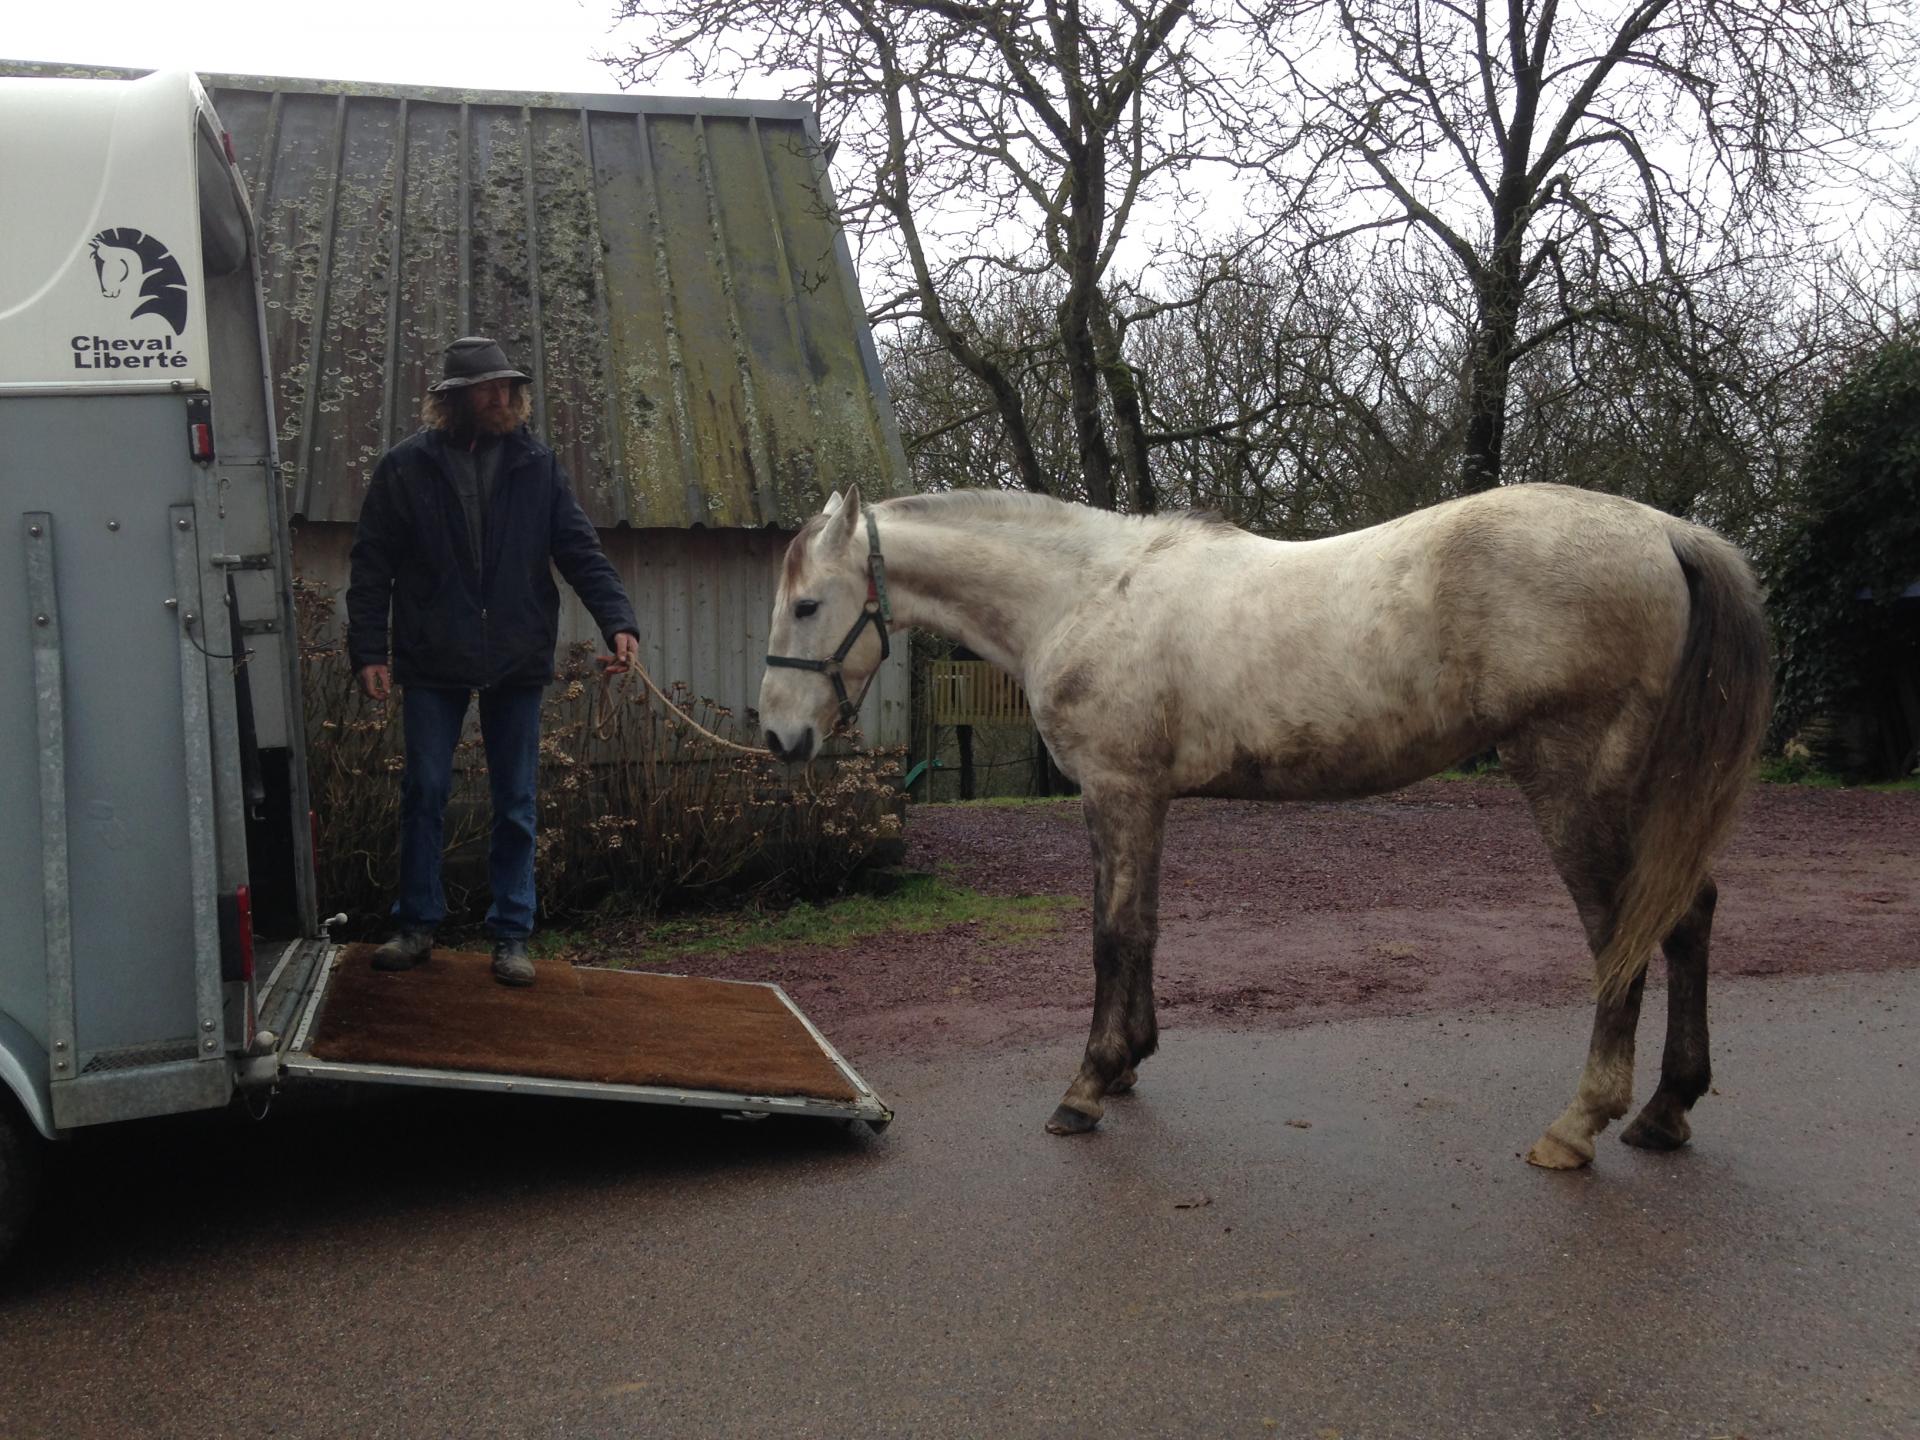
[1620,1108,1690,1151]
[1045,1103,1101,1136]
[1525,1130,1593,1170]
[1106,1067,1138,1096]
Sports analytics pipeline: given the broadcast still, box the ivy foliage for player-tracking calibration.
[1766,337,1920,749]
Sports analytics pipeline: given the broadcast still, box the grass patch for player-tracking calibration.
[1756,755,1920,791]
[537,874,1075,966]
[917,794,1083,810]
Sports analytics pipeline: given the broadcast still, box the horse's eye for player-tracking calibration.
[794,599,819,619]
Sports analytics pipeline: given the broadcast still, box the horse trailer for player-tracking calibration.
[0,68,886,1268]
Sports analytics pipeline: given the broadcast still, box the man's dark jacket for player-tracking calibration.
[347,426,638,690]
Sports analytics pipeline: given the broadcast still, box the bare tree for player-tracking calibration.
[1135,246,1465,530]
[884,276,1084,499]
[1265,0,1905,491]
[608,0,1282,510]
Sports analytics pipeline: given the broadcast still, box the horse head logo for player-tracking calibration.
[89,228,189,336]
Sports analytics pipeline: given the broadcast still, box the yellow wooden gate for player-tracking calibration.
[928,660,1030,725]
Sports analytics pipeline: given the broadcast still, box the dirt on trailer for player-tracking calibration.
[588,779,1919,1060]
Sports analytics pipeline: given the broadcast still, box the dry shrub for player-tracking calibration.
[533,643,906,916]
[296,577,905,928]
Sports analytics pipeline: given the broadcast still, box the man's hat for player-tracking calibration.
[429,335,531,391]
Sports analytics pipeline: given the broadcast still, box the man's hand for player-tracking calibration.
[358,663,392,701]
[599,632,640,675]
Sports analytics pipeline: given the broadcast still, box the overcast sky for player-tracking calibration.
[3,0,768,99]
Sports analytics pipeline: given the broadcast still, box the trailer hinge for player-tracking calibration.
[209,553,275,570]
[238,618,281,635]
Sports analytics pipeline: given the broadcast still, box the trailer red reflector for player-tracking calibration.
[222,129,237,165]
[185,395,215,463]
[219,885,255,982]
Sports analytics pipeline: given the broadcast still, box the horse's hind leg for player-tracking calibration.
[1527,969,1647,1170]
[1621,877,1716,1150]
[1047,786,1167,1136]
[1508,739,1649,1170]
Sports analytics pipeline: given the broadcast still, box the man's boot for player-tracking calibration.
[491,937,535,988]
[371,928,434,971]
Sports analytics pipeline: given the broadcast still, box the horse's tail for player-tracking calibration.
[1595,522,1772,1004]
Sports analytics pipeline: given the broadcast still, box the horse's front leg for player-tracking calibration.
[1047,785,1169,1136]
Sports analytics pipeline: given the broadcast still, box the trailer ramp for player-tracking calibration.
[281,946,891,1128]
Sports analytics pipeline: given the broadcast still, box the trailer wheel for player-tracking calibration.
[0,1094,44,1271]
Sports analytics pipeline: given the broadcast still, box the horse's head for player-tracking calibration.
[760,484,887,762]
[89,239,133,299]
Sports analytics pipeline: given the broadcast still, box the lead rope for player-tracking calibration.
[591,659,774,757]
[597,510,891,761]
[591,661,834,801]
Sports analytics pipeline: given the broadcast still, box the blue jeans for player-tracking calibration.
[394,684,545,939]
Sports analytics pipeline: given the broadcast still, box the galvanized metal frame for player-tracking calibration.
[167,505,229,1066]
[23,513,75,1088]
[280,1055,890,1125]
[195,468,250,903]
[51,1063,233,1130]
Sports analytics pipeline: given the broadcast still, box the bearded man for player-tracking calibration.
[347,336,639,987]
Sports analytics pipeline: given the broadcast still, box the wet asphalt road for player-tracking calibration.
[1,967,1915,1440]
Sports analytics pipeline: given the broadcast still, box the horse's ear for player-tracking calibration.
[822,489,843,518]
[823,484,860,544]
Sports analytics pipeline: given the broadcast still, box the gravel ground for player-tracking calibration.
[597,778,1919,1061]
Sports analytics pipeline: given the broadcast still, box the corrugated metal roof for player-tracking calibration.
[188,74,908,528]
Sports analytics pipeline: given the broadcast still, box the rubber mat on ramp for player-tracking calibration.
[307,945,863,1104]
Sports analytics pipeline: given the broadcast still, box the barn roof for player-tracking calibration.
[214,73,910,528]
[3,62,908,529]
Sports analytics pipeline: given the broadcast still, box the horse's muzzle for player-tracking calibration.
[766,726,814,763]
